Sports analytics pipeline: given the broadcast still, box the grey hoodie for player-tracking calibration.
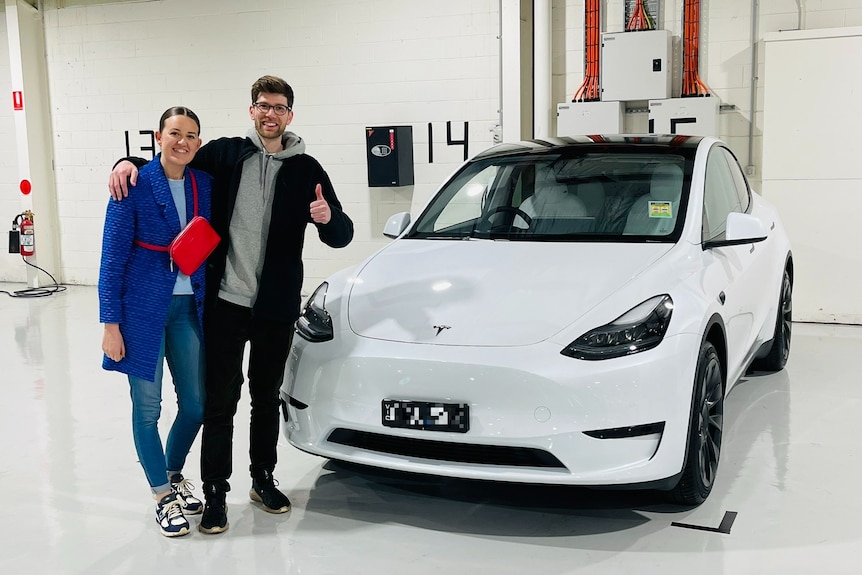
[218,128,306,308]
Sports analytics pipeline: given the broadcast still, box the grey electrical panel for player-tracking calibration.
[557,102,624,136]
[601,29,672,102]
[649,97,720,137]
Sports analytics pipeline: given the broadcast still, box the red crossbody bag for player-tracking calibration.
[134,171,220,276]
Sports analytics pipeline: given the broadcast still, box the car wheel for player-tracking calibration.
[754,269,792,372]
[669,341,723,505]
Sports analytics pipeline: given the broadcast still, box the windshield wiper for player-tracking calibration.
[416,234,472,240]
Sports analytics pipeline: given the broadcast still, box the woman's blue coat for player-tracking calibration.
[98,158,214,381]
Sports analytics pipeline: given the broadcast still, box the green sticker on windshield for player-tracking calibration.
[648,201,673,218]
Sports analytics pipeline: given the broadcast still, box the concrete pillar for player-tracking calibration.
[533,0,552,139]
[6,0,61,287]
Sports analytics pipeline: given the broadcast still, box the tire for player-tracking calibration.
[669,341,724,505]
[754,269,792,372]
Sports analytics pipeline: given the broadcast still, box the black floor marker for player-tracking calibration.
[671,510,738,534]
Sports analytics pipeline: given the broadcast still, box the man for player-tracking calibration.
[109,76,354,534]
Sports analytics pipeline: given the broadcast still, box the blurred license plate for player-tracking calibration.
[382,400,469,432]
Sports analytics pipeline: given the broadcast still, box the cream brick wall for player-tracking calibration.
[6,0,501,290]
[1,0,860,289]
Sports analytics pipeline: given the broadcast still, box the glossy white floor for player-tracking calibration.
[1,283,859,575]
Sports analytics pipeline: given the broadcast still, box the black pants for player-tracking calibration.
[200,298,294,492]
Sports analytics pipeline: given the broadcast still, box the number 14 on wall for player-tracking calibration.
[428,121,469,163]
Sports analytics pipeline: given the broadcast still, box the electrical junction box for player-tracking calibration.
[366,126,414,187]
[557,101,624,137]
[601,29,672,102]
[648,97,720,137]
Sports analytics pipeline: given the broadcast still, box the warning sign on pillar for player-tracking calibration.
[12,91,23,111]
[20,180,31,195]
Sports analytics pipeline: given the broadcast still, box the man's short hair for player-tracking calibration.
[251,76,294,109]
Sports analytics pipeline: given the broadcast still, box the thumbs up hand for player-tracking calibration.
[310,183,331,224]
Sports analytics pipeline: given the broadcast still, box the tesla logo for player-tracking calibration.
[433,325,451,336]
[371,145,392,157]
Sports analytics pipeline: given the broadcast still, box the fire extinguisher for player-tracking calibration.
[19,211,34,257]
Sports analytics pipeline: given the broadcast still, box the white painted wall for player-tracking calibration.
[1,0,861,320]
[761,26,862,324]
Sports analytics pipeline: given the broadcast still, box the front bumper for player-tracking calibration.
[280,330,700,486]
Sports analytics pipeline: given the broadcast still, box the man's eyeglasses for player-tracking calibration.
[253,102,291,116]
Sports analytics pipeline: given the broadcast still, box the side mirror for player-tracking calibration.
[704,212,768,249]
[383,212,412,238]
[726,212,767,242]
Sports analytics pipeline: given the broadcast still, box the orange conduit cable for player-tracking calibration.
[682,0,711,97]
[572,0,601,102]
[626,0,654,32]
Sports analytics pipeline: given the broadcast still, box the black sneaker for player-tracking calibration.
[250,470,291,514]
[198,485,229,534]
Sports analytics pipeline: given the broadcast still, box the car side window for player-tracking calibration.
[702,146,743,242]
[721,147,752,213]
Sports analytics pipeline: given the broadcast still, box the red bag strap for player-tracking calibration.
[134,239,169,251]
[190,170,198,217]
[134,170,198,251]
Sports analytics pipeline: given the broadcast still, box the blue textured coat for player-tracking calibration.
[98,158,214,381]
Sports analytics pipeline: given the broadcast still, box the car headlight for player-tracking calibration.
[296,282,333,342]
[561,295,673,360]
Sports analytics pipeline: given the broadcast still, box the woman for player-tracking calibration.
[98,106,214,537]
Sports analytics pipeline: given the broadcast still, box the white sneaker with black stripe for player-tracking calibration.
[170,474,203,515]
[156,492,190,537]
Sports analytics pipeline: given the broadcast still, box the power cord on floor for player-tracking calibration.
[1,255,67,298]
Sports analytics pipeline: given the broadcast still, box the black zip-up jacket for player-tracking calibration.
[126,136,353,324]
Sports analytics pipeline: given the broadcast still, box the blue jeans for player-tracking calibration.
[128,295,205,495]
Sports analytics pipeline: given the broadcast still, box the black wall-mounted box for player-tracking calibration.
[8,230,20,254]
[366,126,414,187]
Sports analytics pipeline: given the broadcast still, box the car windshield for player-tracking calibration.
[407,147,693,242]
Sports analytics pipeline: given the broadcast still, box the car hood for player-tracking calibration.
[346,239,674,346]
